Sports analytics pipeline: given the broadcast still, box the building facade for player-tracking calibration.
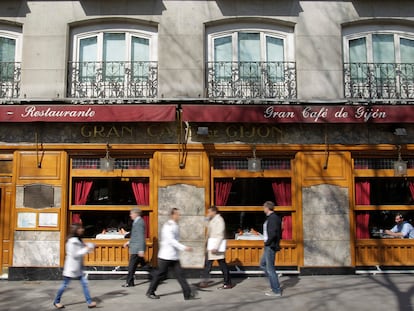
[0,0,414,279]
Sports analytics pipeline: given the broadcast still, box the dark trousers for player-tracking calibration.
[126,254,146,285]
[147,258,191,298]
[202,257,231,285]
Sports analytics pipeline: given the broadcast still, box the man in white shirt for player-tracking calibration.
[385,213,414,238]
[146,208,195,300]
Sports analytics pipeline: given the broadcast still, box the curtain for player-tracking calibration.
[74,180,93,205]
[272,179,292,239]
[72,213,81,224]
[215,179,233,206]
[355,180,371,239]
[79,36,97,81]
[401,38,414,80]
[131,181,149,205]
[103,33,125,79]
[409,181,414,201]
[349,37,367,82]
[132,36,150,80]
[131,181,150,238]
[239,32,260,79]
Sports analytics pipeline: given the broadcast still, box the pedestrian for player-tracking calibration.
[53,223,97,309]
[198,205,232,289]
[260,201,282,297]
[122,207,147,287]
[146,208,196,300]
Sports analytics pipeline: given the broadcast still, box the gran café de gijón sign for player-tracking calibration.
[1,102,414,279]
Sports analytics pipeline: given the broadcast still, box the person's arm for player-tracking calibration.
[138,218,146,256]
[166,223,191,251]
[67,239,90,259]
[385,225,404,237]
[265,215,277,246]
[211,217,225,253]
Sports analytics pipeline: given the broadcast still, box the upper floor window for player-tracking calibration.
[207,25,296,100]
[344,28,414,100]
[68,25,158,99]
[0,29,21,98]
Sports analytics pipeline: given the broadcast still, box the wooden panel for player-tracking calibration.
[0,181,13,271]
[355,240,414,266]
[83,239,154,267]
[16,151,62,182]
[160,152,203,180]
[301,152,349,185]
[226,240,298,266]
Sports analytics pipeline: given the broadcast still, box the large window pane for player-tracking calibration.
[239,33,260,80]
[79,37,97,82]
[356,178,414,205]
[349,37,367,82]
[373,34,395,81]
[266,36,284,81]
[132,36,150,80]
[103,33,125,80]
[214,36,232,80]
[0,37,15,81]
[400,38,414,80]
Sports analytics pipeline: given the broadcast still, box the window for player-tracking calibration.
[207,25,296,99]
[344,28,414,99]
[0,29,21,98]
[212,157,294,241]
[354,157,414,239]
[70,156,152,240]
[69,25,157,98]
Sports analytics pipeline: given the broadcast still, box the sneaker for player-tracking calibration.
[265,291,282,297]
[217,284,233,289]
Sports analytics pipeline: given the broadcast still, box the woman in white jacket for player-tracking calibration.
[53,223,97,309]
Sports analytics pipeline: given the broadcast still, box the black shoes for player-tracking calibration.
[146,293,160,299]
[122,283,135,288]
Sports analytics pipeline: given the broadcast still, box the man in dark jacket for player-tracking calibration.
[260,201,282,297]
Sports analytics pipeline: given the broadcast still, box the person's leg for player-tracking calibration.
[171,260,191,299]
[264,246,281,293]
[217,259,231,286]
[259,250,268,277]
[80,275,93,305]
[201,257,213,282]
[147,259,169,295]
[54,277,71,305]
[126,254,139,285]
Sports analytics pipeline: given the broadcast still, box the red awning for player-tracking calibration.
[0,104,176,122]
[182,104,414,123]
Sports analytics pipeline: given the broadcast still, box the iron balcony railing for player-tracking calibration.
[68,61,158,99]
[207,61,297,100]
[344,63,414,100]
[0,62,21,98]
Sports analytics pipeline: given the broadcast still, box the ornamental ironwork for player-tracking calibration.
[344,63,414,100]
[68,61,158,99]
[207,61,297,100]
[0,62,21,98]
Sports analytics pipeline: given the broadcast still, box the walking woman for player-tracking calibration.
[53,223,97,309]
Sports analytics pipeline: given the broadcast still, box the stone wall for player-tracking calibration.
[303,184,351,266]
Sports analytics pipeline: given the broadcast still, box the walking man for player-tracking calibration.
[260,201,282,297]
[122,207,146,287]
[198,206,232,289]
[146,208,195,300]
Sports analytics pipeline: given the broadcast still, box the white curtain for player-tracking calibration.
[373,34,395,80]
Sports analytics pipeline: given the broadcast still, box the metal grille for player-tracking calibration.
[207,61,297,100]
[0,62,21,98]
[214,158,291,170]
[67,61,158,98]
[354,158,414,169]
[72,158,150,169]
[344,62,414,100]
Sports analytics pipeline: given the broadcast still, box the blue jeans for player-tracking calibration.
[260,246,281,293]
[54,275,92,305]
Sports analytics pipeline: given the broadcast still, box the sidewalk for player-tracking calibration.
[0,274,413,311]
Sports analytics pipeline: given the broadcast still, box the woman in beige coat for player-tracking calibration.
[198,206,232,289]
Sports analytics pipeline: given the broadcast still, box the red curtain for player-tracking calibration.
[131,181,150,238]
[74,180,93,205]
[72,213,81,224]
[215,179,233,206]
[131,181,149,205]
[409,181,414,201]
[272,180,292,239]
[355,180,371,239]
